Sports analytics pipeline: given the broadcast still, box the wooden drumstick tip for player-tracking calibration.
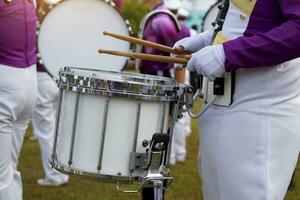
[98,49,104,53]
[103,31,108,35]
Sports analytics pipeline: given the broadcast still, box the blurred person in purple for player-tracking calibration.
[135,0,190,199]
[138,0,186,78]
[0,0,38,199]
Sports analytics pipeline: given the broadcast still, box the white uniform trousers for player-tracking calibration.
[0,64,37,200]
[199,59,300,200]
[32,72,68,182]
[170,112,191,163]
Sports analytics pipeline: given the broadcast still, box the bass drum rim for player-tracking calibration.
[37,0,132,80]
[201,0,222,32]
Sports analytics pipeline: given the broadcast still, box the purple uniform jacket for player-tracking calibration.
[224,0,300,71]
[0,0,37,68]
[140,2,190,75]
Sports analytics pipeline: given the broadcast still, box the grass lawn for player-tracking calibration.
[20,108,300,200]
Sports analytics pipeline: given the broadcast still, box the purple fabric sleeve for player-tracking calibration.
[223,0,300,71]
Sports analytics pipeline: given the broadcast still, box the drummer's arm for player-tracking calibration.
[223,0,300,71]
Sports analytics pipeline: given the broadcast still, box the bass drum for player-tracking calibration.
[37,0,131,79]
[201,0,222,32]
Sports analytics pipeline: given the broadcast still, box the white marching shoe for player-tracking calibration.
[37,177,68,186]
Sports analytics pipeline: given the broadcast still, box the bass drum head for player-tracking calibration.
[201,0,222,32]
[38,0,130,79]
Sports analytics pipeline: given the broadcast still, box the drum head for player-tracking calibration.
[201,0,222,32]
[38,0,130,79]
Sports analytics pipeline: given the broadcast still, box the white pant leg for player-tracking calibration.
[199,60,300,200]
[0,119,14,196]
[0,64,37,200]
[199,104,300,200]
[10,118,33,200]
[31,72,68,182]
[171,113,191,162]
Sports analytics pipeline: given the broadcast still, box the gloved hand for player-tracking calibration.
[187,45,226,81]
[173,30,214,54]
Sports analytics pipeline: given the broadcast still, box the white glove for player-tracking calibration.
[187,45,226,81]
[173,30,214,53]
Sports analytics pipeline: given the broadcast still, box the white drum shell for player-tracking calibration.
[53,69,174,179]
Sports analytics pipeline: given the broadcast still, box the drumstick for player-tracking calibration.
[103,31,183,55]
[98,49,188,65]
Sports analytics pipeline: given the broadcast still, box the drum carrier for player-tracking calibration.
[187,0,233,119]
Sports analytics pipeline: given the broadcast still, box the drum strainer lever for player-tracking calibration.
[118,133,173,193]
[150,133,170,152]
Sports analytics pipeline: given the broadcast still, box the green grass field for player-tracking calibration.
[20,114,300,200]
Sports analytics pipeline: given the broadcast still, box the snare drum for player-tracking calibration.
[37,0,131,79]
[51,67,185,188]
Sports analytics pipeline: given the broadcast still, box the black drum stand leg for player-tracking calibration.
[154,187,164,200]
[142,187,164,200]
[142,188,154,200]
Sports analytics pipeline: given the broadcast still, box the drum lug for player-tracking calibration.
[175,84,191,119]
[130,133,170,171]
[129,152,148,172]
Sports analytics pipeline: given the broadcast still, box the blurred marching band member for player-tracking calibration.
[32,63,69,186]
[174,0,300,199]
[0,0,38,199]
[168,6,192,166]
[135,0,190,199]
[30,0,69,187]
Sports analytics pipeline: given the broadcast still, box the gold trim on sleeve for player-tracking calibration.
[230,0,257,16]
[213,31,228,45]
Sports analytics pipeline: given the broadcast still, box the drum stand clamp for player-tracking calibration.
[117,133,174,193]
